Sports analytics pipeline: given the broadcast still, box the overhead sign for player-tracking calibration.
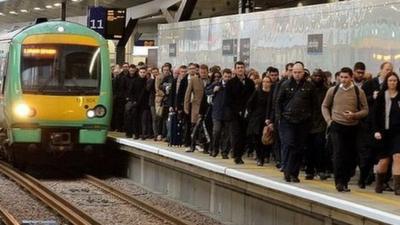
[169,43,176,57]
[222,39,237,55]
[105,8,126,39]
[87,7,126,40]
[87,6,106,36]
[308,34,323,54]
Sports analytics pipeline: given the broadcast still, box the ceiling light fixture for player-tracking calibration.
[54,3,61,7]
[34,7,42,10]
[9,11,17,15]
[20,9,28,13]
[45,5,53,9]
[0,12,4,16]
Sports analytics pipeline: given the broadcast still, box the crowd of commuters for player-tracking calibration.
[111,60,400,194]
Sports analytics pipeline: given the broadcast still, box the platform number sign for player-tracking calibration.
[88,7,126,40]
[88,6,106,36]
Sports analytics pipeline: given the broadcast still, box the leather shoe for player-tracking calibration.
[211,151,219,157]
[336,184,351,192]
[221,154,229,159]
[234,158,244,164]
[291,176,300,183]
[256,160,264,166]
[336,184,345,192]
[284,173,291,182]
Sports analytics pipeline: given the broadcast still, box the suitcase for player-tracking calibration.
[168,112,184,146]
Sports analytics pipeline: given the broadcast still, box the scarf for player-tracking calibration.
[385,90,391,130]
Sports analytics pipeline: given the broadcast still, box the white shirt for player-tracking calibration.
[340,83,354,91]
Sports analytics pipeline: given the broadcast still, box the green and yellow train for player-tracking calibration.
[0,20,112,164]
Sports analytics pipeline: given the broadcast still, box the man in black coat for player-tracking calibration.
[112,62,129,131]
[224,61,255,164]
[125,67,147,139]
[207,68,232,158]
[276,62,316,182]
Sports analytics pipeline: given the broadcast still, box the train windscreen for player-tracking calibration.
[20,44,101,95]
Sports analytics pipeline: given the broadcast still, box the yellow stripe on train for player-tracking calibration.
[20,95,99,121]
[23,34,99,46]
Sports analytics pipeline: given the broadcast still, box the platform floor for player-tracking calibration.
[109,132,400,224]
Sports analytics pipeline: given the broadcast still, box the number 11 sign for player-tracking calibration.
[87,6,106,36]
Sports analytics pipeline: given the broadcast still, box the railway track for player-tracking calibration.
[84,175,193,225]
[0,161,193,225]
[0,161,101,225]
[0,206,19,225]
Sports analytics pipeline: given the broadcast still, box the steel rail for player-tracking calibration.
[0,206,20,225]
[0,162,101,225]
[85,175,194,225]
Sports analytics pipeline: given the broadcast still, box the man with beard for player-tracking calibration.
[353,62,366,88]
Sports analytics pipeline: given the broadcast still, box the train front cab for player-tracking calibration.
[0,22,112,158]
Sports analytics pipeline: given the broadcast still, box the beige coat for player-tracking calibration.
[154,75,165,116]
[184,75,205,123]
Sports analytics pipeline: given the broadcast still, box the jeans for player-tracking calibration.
[279,119,310,177]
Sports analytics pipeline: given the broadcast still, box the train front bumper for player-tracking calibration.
[11,128,108,145]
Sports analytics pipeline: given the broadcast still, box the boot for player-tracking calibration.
[394,175,400,195]
[375,173,386,193]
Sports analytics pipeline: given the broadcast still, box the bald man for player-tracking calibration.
[276,62,317,183]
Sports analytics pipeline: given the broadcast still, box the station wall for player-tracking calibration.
[158,0,400,74]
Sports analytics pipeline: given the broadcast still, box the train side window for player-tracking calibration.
[0,42,9,95]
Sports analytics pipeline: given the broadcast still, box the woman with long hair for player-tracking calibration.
[246,76,274,166]
[373,72,400,195]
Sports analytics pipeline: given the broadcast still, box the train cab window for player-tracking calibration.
[21,44,101,95]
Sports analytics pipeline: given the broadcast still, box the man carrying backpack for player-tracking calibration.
[322,67,368,192]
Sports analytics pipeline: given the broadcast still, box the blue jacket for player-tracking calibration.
[206,81,226,121]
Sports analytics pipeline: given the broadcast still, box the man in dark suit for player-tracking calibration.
[224,61,255,164]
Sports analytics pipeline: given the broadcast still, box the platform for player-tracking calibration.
[108,132,400,225]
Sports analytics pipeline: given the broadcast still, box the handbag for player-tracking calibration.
[261,124,274,145]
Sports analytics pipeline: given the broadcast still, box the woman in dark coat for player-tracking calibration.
[373,72,400,195]
[246,76,274,166]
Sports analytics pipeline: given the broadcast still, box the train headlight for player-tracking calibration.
[86,110,95,118]
[14,103,36,118]
[94,105,106,117]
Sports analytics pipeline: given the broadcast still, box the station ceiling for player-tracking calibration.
[0,0,151,24]
[0,0,334,24]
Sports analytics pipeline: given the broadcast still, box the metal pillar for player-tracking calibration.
[61,0,66,21]
[116,19,138,65]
